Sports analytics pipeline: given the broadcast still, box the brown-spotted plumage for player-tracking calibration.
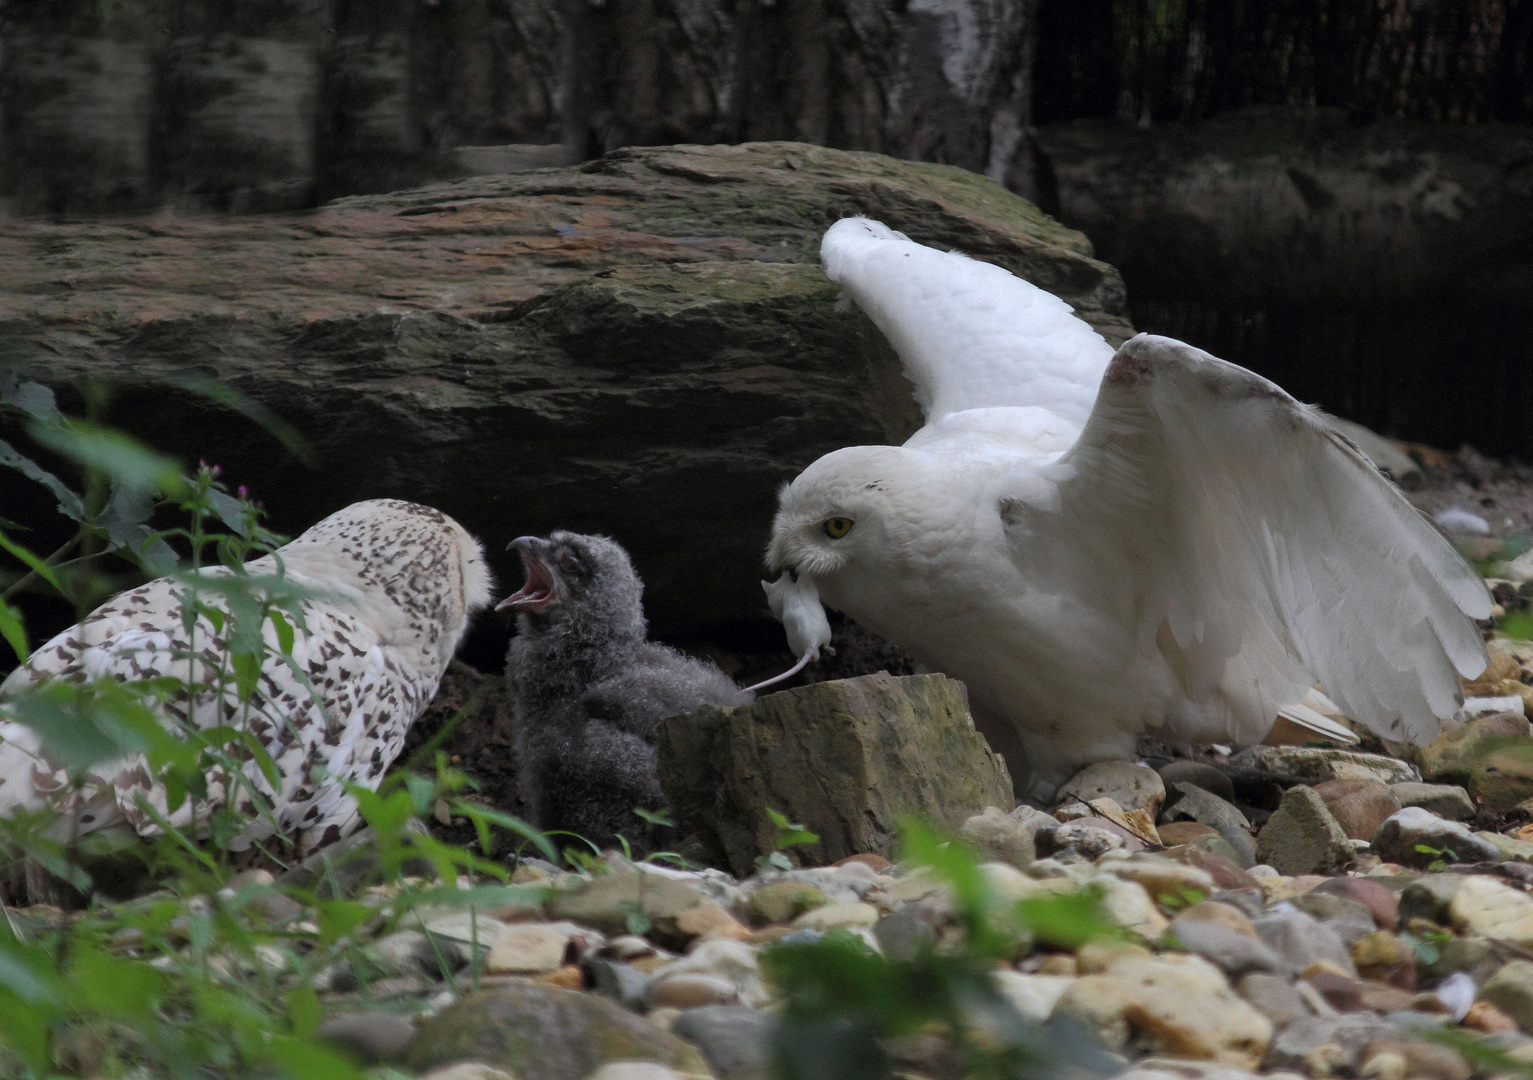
[0,499,491,856]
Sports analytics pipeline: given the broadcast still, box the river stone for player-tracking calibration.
[1166,919,1289,976]
[1398,874,1467,925]
[1254,785,1353,876]
[1370,807,1501,868]
[318,1012,417,1064]
[1448,875,1533,945]
[1263,1014,1399,1073]
[1160,783,1257,867]
[1288,892,1379,945]
[405,982,709,1079]
[658,673,1013,876]
[1052,953,1272,1067]
[1058,762,1166,816]
[1311,778,1400,841]
[1389,782,1477,821]
[1252,906,1357,976]
[671,1005,777,1079]
[1237,972,1312,1028]
[1310,877,1400,931]
[1479,831,1533,862]
[1417,712,1533,808]
[0,142,1128,648]
[1478,959,1533,1032]
[547,871,707,944]
[958,806,1035,868]
[1156,761,1236,803]
[1228,746,1419,786]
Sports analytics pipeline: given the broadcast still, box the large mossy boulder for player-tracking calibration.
[0,142,1128,645]
[657,672,1015,876]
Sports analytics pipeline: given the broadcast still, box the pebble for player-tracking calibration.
[1038,819,1143,859]
[1171,900,1258,938]
[1350,931,1415,986]
[787,901,879,932]
[649,938,770,1008]
[316,1011,417,1064]
[1388,781,1476,821]
[485,923,571,975]
[1287,892,1379,944]
[1311,778,1400,841]
[589,958,653,1012]
[1237,972,1313,1027]
[1264,1013,1400,1073]
[647,973,739,1009]
[417,1065,518,1080]
[1253,906,1356,976]
[585,1064,694,1080]
[1370,807,1502,867]
[548,871,711,942]
[1448,875,1533,944]
[992,971,1074,1021]
[1090,874,1169,938]
[670,1004,777,1078]
[1053,952,1273,1067]
[1398,873,1465,925]
[1229,746,1419,786]
[1059,761,1167,816]
[1157,761,1237,803]
[957,806,1035,868]
[1476,957,1533,1030]
[1167,918,1289,976]
[670,901,752,942]
[1255,786,1354,876]
[743,881,829,925]
[1309,876,1400,931]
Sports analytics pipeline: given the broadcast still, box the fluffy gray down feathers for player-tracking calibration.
[504,532,751,852]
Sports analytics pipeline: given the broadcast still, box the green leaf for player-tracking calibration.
[27,418,188,498]
[767,807,819,849]
[286,985,322,1037]
[265,1034,367,1080]
[0,436,85,521]
[0,527,65,594]
[316,900,373,945]
[70,943,165,1018]
[1016,886,1121,950]
[0,988,51,1072]
[270,608,296,655]
[0,599,27,663]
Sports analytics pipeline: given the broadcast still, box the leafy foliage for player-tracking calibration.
[763,819,1123,1080]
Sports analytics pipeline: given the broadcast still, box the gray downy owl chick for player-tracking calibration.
[500,531,751,852]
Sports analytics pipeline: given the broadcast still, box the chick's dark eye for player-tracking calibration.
[558,553,584,574]
[823,517,854,539]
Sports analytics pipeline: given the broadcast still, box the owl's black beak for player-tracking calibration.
[496,536,560,613]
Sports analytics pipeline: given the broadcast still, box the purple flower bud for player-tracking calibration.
[238,485,249,498]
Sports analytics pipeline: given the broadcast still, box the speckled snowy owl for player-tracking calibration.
[0,499,491,855]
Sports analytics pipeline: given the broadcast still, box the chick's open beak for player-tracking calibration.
[495,536,560,613]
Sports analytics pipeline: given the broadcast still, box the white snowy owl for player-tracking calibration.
[767,217,1490,802]
[0,499,492,855]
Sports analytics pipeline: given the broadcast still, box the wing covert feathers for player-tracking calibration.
[1062,333,1489,747]
[821,217,1115,428]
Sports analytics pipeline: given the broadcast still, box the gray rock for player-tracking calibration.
[958,806,1035,868]
[1264,1014,1399,1072]
[4,142,1127,646]
[1478,959,1533,1032]
[1398,874,1467,925]
[373,929,467,977]
[1166,919,1289,976]
[589,958,653,1013]
[1389,782,1477,821]
[659,673,1014,876]
[1037,819,1143,859]
[317,1012,417,1065]
[1228,746,1419,786]
[1369,807,1502,868]
[1254,785,1354,876]
[1311,777,1401,841]
[1156,761,1236,803]
[672,1005,778,1079]
[1160,783,1257,867]
[547,871,708,943]
[1058,762,1166,816]
[1237,972,1313,1027]
[1253,906,1357,976]
[1008,804,1061,837]
[1288,893,1379,945]
[873,900,944,962]
[405,982,710,1080]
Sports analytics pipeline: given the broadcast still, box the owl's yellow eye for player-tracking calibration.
[823,517,854,539]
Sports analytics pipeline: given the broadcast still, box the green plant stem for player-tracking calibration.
[0,532,82,601]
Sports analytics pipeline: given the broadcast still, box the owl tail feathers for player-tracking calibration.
[1271,688,1361,746]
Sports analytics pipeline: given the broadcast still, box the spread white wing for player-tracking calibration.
[1037,334,1489,746]
[820,217,1114,439]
